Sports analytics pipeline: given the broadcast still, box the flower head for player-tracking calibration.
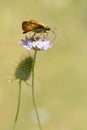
[20,36,52,50]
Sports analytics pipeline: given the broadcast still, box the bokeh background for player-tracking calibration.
[0,0,87,130]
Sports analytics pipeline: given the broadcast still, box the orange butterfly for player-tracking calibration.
[22,20,51,35]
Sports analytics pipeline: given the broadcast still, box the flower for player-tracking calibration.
[20,36,52,50]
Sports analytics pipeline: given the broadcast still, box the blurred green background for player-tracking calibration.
[0,0,87,130]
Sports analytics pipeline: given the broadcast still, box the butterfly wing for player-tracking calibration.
[22,20,46,34]
[29,20,46,27]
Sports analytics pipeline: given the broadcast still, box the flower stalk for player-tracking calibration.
[13,80,22,130]
[31,49,42,130]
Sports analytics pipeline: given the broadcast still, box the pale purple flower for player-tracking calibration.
[20,36,52,50]
[21,37,33,50]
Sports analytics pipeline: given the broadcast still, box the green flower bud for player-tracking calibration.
[15,56,33,81]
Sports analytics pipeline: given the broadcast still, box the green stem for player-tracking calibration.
[13,80,22,130]
[32,49,42,130]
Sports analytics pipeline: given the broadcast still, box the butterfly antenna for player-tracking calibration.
[51,28,56,43]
